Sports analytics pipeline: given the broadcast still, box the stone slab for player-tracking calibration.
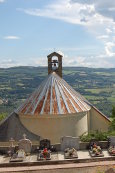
[60,136,79,151]
[109,136,115,146]
[18,135,32,154]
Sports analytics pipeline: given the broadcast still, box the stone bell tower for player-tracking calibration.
[47,52,63,78]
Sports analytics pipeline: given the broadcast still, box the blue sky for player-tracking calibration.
[0,0,115,68]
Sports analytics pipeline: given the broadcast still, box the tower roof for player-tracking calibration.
[47,51,63,58]
[17,72,91,115]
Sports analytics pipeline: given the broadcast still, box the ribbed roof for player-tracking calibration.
[17,72,91,115]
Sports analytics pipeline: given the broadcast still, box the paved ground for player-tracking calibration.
[0,160,115,173]
[0,150,115,173]
[0,150,112,163]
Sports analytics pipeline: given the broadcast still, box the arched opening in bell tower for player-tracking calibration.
[47,52,63,78]
[51,56,59,71]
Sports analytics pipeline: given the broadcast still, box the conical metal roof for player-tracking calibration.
[17,72,91,115]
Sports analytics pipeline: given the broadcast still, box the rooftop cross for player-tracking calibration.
[9,138,15,147]
[23,133,27,139]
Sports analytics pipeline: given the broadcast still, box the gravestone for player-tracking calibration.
[60,136,80,151]
[18,134,32,154]
[10,138,15,147]
[10,149,25,162]
[10,139,26,162]
[40,139,51,150]
[17,149,25,158]
[8,138,15,157]
[109,136,115,146]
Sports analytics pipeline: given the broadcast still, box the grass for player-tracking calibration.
[85,88,115,94]
[0,87,12,90]
[16,83,24,86]
[0,99,3,104]
[94,72,112,76]
[63,70,76,75]
[108,97,115,102]
[84,95,104,101]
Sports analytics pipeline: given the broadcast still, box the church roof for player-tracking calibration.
[17,72,91,115]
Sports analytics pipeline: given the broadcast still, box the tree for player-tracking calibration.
[111,106,115,119]
[109,106,115,131]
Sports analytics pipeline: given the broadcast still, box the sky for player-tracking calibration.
[0,0,115,68]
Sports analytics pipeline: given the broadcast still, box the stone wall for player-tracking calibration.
[90,107,110,132]
[19,112,88,144]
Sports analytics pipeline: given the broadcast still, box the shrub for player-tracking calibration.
[109,106,115,131]
[80,131,108,142]
[0,112,7,121]
[107,130,115,136]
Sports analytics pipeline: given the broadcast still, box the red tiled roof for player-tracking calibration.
[17,72,91,115]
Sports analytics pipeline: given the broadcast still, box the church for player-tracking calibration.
[0,52,110,144]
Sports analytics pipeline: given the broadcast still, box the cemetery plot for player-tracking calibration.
[60,136,79,159]
[18,134,32,155]
[8,134,32,162]
[37,139,51,160]
[89,140,104,157]
[108,146,115,156]
[64,148,78,159]
[61,136,80,151]
[7,138,15,157]
[10,149,25,162]
[108,136,115,156]
[37,148,51,161]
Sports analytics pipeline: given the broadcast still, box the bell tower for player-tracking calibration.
[47,52,63,78]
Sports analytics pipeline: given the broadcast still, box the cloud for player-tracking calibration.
[57,50,64,57]
[17,1,96,25]
[0,0,5,3]
[0,59,23,68]
[105,42,115,57]
[63,54,115,68]
[18,0,115,26]
[31,57,47,67]
[3,36,20,40]
[27,51,115,68]
[71,0,115,21]
[97,35,109,40]
[106,28,113,34]
[18,0,115,40]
